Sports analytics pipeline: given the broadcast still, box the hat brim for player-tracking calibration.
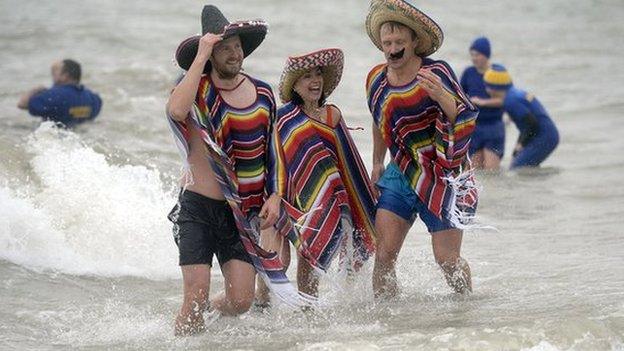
[175,20,268,74]
[279,48,344,104]
[366,0,443,57]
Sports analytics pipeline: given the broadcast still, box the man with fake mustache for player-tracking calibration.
[365,0,479,298]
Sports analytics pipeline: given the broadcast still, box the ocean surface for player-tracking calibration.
[1,0,623,350]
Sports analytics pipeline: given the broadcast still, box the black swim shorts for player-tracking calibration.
[168,190,252,267]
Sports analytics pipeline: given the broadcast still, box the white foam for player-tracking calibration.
[521,341,561,351]
[0,123,179,280]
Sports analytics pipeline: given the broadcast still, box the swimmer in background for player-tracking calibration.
[18,59,102,127]
[484,64,559,169]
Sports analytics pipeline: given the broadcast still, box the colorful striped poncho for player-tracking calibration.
[268,102,377,272]
[366,58,479,228]
[168,74,311,306]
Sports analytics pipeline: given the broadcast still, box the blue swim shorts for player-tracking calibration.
[376,163,454,233]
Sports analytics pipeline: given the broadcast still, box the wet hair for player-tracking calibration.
[62,59,81,83]
[381,21,417,41]
[291,91,326,107]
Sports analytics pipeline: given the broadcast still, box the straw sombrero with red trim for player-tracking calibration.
[278,48,344,104]
[365,0,444,57]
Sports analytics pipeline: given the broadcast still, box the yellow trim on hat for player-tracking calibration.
[484,69,512,86]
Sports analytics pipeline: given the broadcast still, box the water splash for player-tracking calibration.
[0,123,179,279]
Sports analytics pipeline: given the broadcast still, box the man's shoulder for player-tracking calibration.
[423,58,459,82]
[61,85,102,108]
[460,66,477,78]
[422,58,453,71]
[504,88,527,109]
[246,75,276,103]
[366,63,387,91]
[197,74,212,91]
[42,85,73,97]
[79,85,101,100]
[53,84,84,93]
[367,63,386,79]
[30,86,62,104]
[27,86,64,117]
[245,75,272,91]
[507,87,526,100]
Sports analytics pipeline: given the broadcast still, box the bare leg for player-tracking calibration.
[482,148,502,171]
[210,259,256,316]
[431,229,472,294]
[297,252,319,297]
[372,209,411,299]
[471,149,484,170]
[175,264,211,336]
[255,228,290,306]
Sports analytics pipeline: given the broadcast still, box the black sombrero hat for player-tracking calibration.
[175,5,268,74]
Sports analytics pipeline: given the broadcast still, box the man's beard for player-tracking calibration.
[214,61,242,80]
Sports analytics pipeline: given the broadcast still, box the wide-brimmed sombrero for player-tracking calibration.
[278,48,344,104]
[365,0,444,57]
[175,5,268,74]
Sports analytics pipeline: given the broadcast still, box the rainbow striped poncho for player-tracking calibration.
[268,102,377,272]
[168,75,312,306]
[366,58,479,228]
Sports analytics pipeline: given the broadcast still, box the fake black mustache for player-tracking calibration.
[389,48,405,60]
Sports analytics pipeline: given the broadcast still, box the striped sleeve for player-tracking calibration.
[264,86,278,197]
[365,64,386,116]
[194,76,211,126]
[267,110,288,197]
[431,61,479,170]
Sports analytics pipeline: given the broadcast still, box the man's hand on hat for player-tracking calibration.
[196,33,224,63]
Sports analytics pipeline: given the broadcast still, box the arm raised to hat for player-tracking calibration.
[167,33,223,121]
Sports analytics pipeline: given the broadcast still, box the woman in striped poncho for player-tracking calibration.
[256,48,377,304]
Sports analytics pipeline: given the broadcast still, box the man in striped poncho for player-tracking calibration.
[166,5,290,336]
[365,0,479,298]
